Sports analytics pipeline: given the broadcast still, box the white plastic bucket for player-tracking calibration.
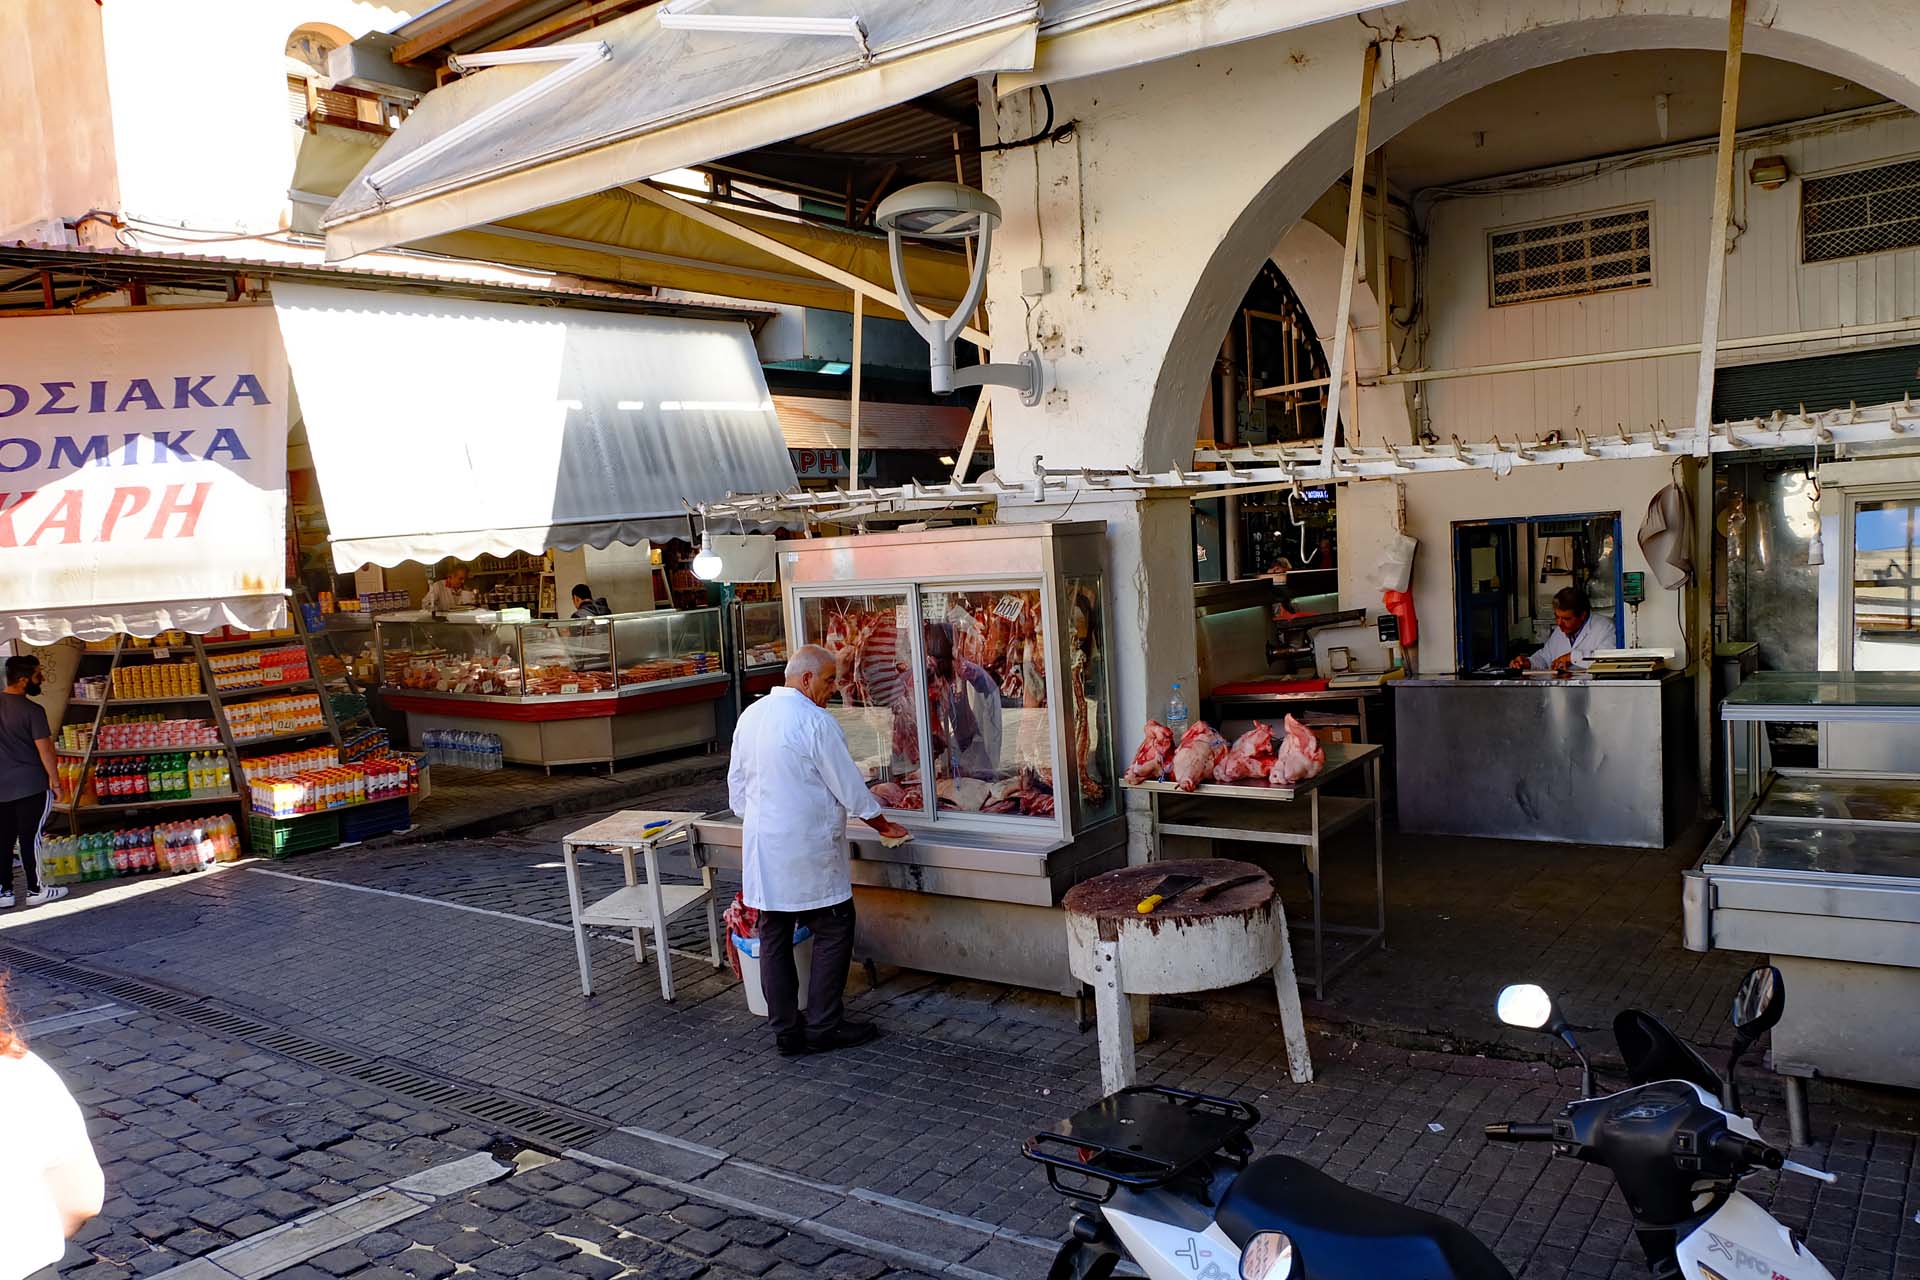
[733,928,813,1017]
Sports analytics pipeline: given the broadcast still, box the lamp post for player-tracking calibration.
[874,181,1043,407]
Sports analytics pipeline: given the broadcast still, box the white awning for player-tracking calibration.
[1002,0,1387,94]
[0,306,290,645]
[323,1,1039,261]
[270,282,797,573]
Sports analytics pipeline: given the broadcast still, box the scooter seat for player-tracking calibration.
[1215,1156,1513,1280]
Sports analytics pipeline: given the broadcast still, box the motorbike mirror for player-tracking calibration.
[1240,1231,1294,1280]
[1730,965,1784,1038]
[1496,984,1563,1033]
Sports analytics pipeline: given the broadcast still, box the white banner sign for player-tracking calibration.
[0,306,289,643]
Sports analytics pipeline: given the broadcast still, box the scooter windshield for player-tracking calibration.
[1612,1010,1725,1096]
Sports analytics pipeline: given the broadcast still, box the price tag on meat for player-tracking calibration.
[561,683,581,695]
[994,595,1025,621]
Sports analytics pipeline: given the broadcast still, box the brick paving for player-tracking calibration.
[6,797,1919,1277]
[11,969,929,1280]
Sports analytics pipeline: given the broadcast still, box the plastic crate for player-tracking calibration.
[248,811,339,858]
[339,797,410,843]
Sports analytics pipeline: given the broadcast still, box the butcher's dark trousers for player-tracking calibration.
[757,897,855,1040]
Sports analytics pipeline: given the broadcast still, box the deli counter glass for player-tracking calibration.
[732,598,788,700]
[695,523,1124,993]
[374,609,727,768]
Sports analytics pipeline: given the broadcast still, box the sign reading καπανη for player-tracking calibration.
[0,305,289,643]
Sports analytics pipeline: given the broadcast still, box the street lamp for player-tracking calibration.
[875,181,1043,407]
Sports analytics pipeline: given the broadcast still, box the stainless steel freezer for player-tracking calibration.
[1684,672,1920,1097]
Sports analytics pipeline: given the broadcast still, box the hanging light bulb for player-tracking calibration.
[692,529,723,580]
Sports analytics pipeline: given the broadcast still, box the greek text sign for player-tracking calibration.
[0,306,288,640]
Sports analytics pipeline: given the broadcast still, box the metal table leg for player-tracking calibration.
[1372,756,1387,947]
[562,842,595,997]
[701,862,723,971]
[1784,1075,1811,1148]
[618,846,645,966]
[643,843,674,1001]
[1309,789,1324,1001]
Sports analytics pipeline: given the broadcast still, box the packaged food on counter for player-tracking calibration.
[207,645,310,691]
[248,757,415,818]
[228,693,326,742]
[110,661,203,699]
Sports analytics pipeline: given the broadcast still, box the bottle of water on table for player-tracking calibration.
[1167,680,1189,738]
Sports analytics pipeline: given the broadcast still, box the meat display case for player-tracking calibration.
[695,523,1124,993]
[374,609,727,769]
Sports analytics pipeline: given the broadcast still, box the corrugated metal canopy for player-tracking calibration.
[323,1,1038,261]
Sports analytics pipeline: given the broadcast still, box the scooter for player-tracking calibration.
[1024,965,1836,1280]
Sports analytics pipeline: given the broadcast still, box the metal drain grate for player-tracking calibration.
[0,940,610,1154]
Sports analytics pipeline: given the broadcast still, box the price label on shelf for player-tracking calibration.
[152,648,171,660]
[561,683,581,695]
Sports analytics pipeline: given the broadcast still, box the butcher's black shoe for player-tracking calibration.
[809,1021,880,1052]
[776,1032,815,1057]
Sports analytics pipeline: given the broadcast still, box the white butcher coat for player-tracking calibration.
[1523,613,1610,670]
[728,687,883,912]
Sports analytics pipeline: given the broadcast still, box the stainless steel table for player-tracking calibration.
[1205,686,1383,744]
[1125,741,1385,998]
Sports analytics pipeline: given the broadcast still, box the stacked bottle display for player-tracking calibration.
[90,752,232,803]
[421,729,504,771]
[39,816,242,882]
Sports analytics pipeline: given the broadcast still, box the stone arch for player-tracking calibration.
[1134,11,1920,472]
[1266,219,1410,450]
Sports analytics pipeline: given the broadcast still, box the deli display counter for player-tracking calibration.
[377,609,727,769]
[695,522,1124,993]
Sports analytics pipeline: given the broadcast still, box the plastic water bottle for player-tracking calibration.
[1166,681,1190,738]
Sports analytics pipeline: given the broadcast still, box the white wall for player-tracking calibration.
[980,0,1920,480]
[1338,456,1687,674]
[1422,107,1920,442]
[99,0,413,235]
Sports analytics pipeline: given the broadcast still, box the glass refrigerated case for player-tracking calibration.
[374,609,727,768]
[696,523,1124,994]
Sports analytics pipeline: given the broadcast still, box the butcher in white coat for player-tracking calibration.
[728,645,911,1056]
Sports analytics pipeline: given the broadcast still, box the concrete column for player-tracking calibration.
[1001,491,1197,863]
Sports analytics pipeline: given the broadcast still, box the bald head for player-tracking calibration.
[785,644,838,706]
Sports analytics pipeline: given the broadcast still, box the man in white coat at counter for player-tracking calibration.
[729,645,912,1056]
[1510,586,1609,672]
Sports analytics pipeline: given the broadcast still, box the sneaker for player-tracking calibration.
[25,886,67,907]
[808,1021,880,1052]
[775,1032,815,1058]
[0,892,13,909]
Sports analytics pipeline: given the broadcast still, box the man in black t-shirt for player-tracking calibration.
[1,655,66,908]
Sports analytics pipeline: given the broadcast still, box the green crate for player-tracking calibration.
[248,811,340,858]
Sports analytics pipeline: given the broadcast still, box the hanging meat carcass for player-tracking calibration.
[1171,722,1229,792]
[1211,722,1277,783]
[1122,720,1176,785]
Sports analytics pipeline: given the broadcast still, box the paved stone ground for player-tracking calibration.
[10,970,935,1280]
[7,795,1920,1278]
